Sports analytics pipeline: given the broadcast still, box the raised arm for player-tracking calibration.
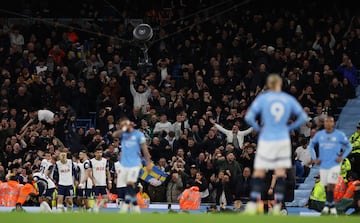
[240,127,253,136]
[213,123,231,135]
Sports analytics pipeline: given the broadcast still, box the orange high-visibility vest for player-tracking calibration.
[334,176,346,202]
[136,192,150,208]
[17,183,38,205]
[0,180,23,207]
[343,180,360,199]
[179,186,201,210]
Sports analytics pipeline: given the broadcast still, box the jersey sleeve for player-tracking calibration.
[138,132,147,145]
[84,161,90,170]
[309,133,319,160]
[340,131,352,159]
[72,162,78,180]
[106,160,110,170]
[53,164,59,183]
[33,175,39,182]
[48,164,54,173]
[110,165,116,178]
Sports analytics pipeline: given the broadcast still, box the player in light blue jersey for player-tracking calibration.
[112,117,152,213]
[308,116,352,215]
[244,74,308,215]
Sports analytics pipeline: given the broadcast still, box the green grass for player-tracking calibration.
[0,212,358,223]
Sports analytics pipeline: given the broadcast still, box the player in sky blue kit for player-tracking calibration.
[309,116,352,215]
[244,74,308,215]
[112,117,152,213]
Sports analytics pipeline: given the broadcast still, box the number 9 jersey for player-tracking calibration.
[245,91,308,141]
[245,91,308,169]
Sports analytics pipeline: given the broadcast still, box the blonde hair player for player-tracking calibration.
[244,74,308,215]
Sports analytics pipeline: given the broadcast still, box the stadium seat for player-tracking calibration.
[286,189,312,207]
[76,118,93,131]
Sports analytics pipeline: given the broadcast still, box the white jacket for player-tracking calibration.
[214,123,253,148]
[130,83,151,112]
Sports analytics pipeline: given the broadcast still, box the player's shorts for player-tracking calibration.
[43,188,55,200]
[37,182,55,200]
[319,165,341,185]
[117,164,141,187]
[117,187,126,199]
[77,188,92,198]
[93,186,107,196]
[254,139,292,169]
[57,185,74,198]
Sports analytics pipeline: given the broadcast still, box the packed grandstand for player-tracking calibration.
[0,0,359,215]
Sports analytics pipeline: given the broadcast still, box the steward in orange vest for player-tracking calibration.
[0,175,23,207]
[17,181,38,205]
[179,186,201,210]
[334,176,346,202]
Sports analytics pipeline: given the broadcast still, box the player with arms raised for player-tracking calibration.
[244,74,308,215]
[112,117,152,213]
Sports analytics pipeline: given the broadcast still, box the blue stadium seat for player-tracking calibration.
[76,118,93,131]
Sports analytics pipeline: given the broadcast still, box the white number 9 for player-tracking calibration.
[270,102,285,123]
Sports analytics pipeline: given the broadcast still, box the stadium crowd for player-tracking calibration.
[0,0,360,213]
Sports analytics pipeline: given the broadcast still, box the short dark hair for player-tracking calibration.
[95,147,103,152]
[79,150,88,155]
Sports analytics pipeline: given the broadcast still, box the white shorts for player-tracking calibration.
[254,139,292,169]
[117,164,141,187]
[319,165,340,186]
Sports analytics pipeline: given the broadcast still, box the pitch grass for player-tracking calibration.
[0,212,358,223]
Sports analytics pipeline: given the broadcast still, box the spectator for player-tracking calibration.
[213,171,233,206]
[295,138,312,178]
[130,75,151,113]
[166,171,183,203]
[210,118,253,152]
[0,0,358,208]
[337,54,358,87]
[9,27,24,53]
[153,114,173,137]
[213,152,242,181]
[233,167,252,202]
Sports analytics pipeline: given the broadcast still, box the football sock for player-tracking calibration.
[250,177,264,202]
[326,190,335,207]
[274,177,286,203]
[125,185,136,204]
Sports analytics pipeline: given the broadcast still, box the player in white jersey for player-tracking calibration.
[53,152,77,212]
[33,169,56,212]
[77,150,93,211]
[244,74,307,215]
[112,160,127,212]
[112,117,152,213]
[90,147,112,213]
[40,151,54,178]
